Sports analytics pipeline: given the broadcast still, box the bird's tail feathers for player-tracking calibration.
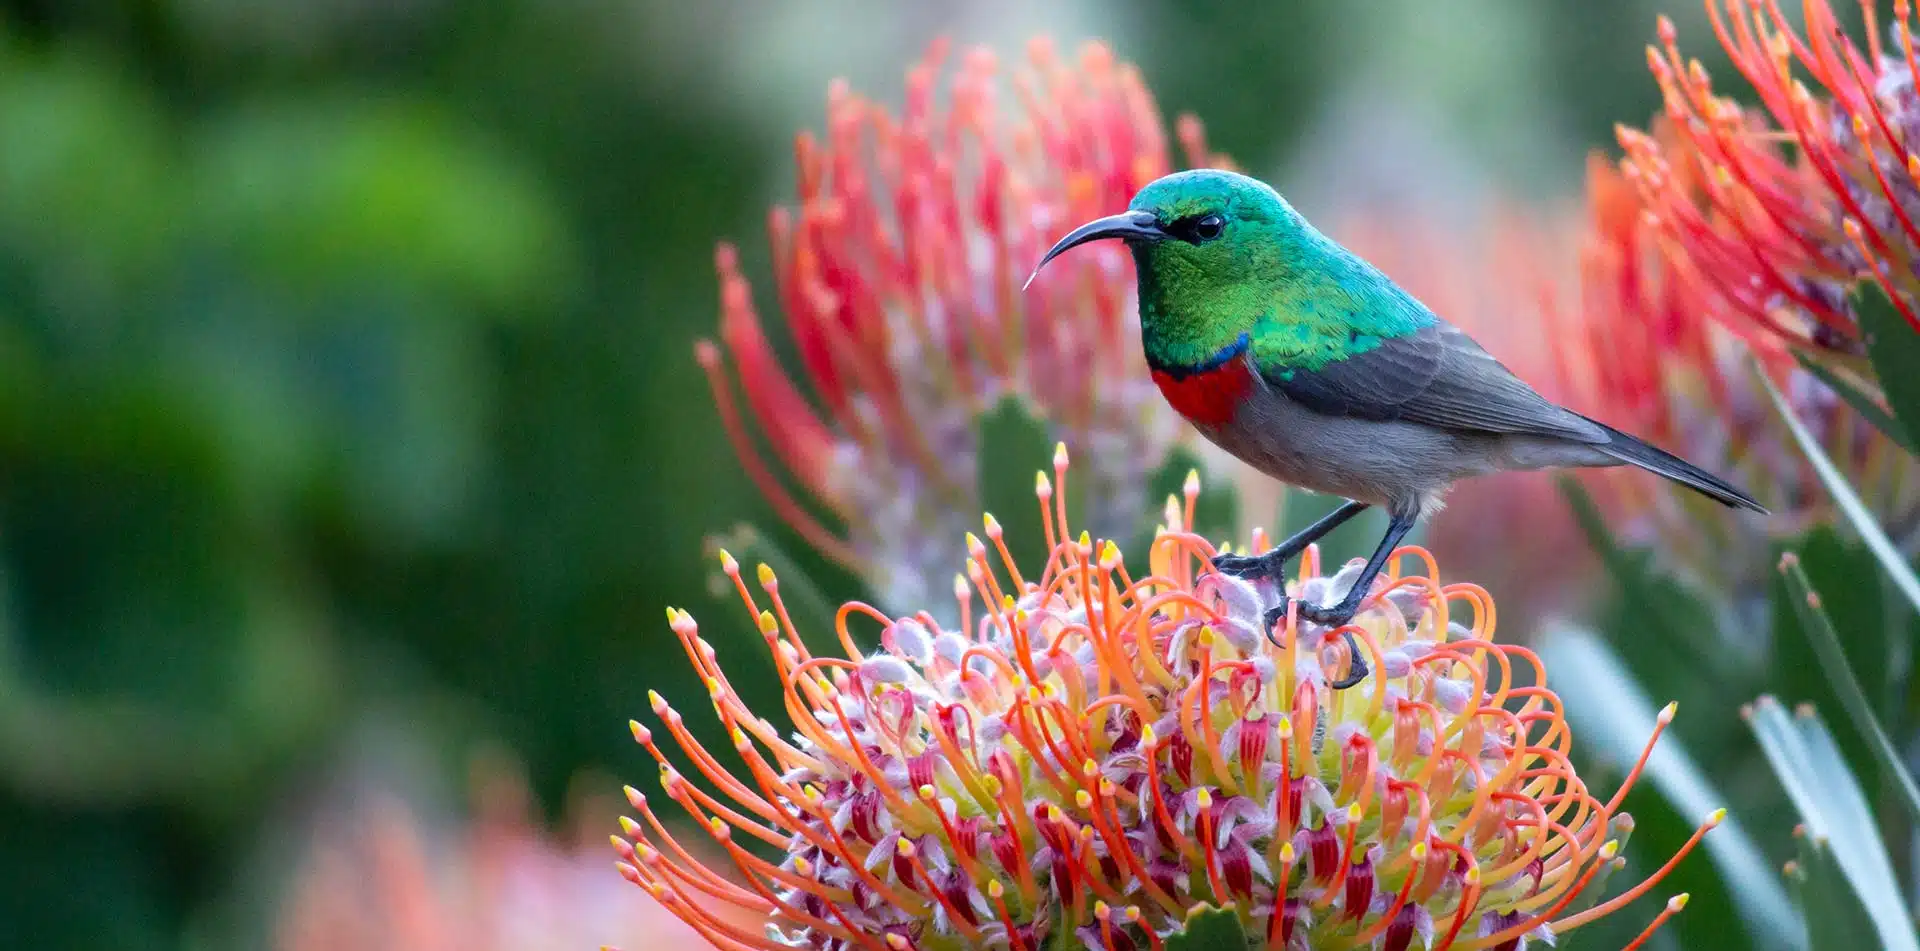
[1588,420,1768,514]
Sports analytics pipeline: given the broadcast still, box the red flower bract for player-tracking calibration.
[1618,0,1920,352]
[698,38,1224,610]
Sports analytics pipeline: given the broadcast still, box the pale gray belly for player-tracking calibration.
[1192,383,1613,517]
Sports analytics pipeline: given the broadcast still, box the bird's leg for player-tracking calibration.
[1264,509,1419,690]
[1212,500,1371,582]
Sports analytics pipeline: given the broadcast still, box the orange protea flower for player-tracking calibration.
[614,451,1714,950]
[1565,150,1920,555]
[1617,0,1920,353]
[698,38,1226,610]
[277,766,749,951]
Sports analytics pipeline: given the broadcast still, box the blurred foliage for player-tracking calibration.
[0,0,1796,949]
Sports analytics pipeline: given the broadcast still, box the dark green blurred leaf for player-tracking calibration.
[1559,476,1741,698]
[977,396,1072,574]
[1855,283,1920,453]
[1775,551,1920,824]
[1793,350,1914,453]
[1163,902,1248,951]
[1753,361,1920,620]
[1768,529,1886,799]
[1788,835,1879,951]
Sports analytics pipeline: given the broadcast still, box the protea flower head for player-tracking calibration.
[1616,0,1920,352]
[614,449,1714,950]
[276,764,750,951]
[698,38,1226,611]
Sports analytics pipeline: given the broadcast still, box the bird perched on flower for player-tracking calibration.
[1029,168,1766,685]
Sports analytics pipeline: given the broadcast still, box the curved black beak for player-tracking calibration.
[1023,209,1165,289]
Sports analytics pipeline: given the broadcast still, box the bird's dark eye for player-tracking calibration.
[1192,214,1225,240]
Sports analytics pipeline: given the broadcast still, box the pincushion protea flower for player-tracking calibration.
[698,38,1225,611]
[276,766,751,951]
[1616,0,1920,353]
[613,449,1714,950]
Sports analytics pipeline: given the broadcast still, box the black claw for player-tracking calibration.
[1261,600,1289,646]
[1328,630,1371,690]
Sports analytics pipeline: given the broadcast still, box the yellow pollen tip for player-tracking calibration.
[918,784,938,801]
[757,610,778,635]
[896,838,916,857]
[1196,788,1213,809]
[1600,839,1620,860]
[1707,808,1728,826]
[1002,594,1016,611]
[1277,720,1293,739]
[1669,893,1690,911]
[618,816,642,836]
[887,935,908,950]
[954,573,970,597]
[1095,901,1112,919]
[1464,866,1482,885]
[706,677,723,698]
[1079,826,1094,843]
[989,880,1005,899]
[1197,626,1215,648]
[984,512,1001,534]
[802,784,822,802]
[1035,472,1051,496]
[1054,442,1069,467]
[1410,842,1428,860]
[1077,530,1092,549]
[794,857,813,876]
[628,720,648,743]
[637,843,658,862]
[757,563,775,586]
[1184,469,1200,495]
[647,690,667,713]
[1076,790,1094,809]
[730,727,748,749]
[1658,701,1677,724]
[1346,803,1364,823]
[982,775,1003,796]
[707,817,727,836]
[1141,725,1159,746]
[1100,540,1120,564]
[966,532,984,553]
[1082,759,1099,779]
[1280,842,1296,863]
[664,606,679,624]
[1046,805,1065,824]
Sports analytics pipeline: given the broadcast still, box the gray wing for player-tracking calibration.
[1260,322,1606,443]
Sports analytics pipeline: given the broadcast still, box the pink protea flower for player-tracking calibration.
[614,450,1713,950]
[276,766,751,951]
[698,38,1226,610]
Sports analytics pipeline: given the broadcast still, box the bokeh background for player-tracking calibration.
[0,0,1854,948]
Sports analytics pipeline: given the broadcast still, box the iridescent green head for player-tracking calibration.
[1029,169,1312,368]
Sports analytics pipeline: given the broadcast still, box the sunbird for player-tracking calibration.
[1030,169,1765,687]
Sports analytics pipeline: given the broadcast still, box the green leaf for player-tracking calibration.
[1767,528,1887,798]
[1747,698,1918,951]
[1558,476,1743,696]
[1143,445,1240,547]
[1163,902,1249,951]
[1775,554,1920,825]
[976,395,1071,575]
[1793,350,1914,453]
[1542,627,1800,949]
[1787,833,1881,951]
[1751,360,1920,617]
[1854,282,1920,452]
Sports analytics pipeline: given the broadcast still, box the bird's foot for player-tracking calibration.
[1262,598,1369,689]
[1211,550,1279,581]
[1297,599,1359,628]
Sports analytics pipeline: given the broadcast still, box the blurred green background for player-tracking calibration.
[0,0,1826,947]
